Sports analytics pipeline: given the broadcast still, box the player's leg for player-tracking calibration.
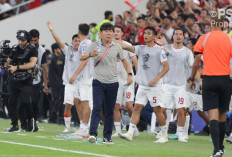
[118,86,146,141]
[113,85,123,137]
[63,84,75,132]
[150,86,168,143]
[175,86,187,142]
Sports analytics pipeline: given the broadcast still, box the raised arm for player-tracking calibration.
[47,21,65,49]
[114,40,135,52]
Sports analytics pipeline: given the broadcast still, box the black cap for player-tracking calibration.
[16,30,31,42]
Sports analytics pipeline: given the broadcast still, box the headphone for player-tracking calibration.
[16,30,32,42]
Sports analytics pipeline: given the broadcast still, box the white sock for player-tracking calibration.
[166,109,171,128]
[80,120,83,129]
[64,117,71,130]
[184,116,190,136]
[114,122,121,133]
[82,123,88,130]
[160,125,167,138]
[177,126,184,137]
[128,123,136,136]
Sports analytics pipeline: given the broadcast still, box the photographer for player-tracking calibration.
[17,29,48,132]
[5,30,38,132]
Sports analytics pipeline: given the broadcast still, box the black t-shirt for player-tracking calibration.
[10,44,38,70]
[41,52,47,65]
[47,53,65,86]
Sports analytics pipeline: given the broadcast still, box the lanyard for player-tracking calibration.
[95,46,111,67]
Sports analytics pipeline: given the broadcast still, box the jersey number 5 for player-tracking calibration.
[153,97,157,103]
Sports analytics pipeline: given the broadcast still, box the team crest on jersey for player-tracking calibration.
[162,54,167,59]
[82,46,87,52]
[97,44,102,52]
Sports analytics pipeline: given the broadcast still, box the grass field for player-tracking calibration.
[0,118,231,157]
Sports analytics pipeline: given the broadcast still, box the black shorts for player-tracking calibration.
[202,75,231,111]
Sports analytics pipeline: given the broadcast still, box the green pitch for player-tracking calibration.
[0,118,231,157]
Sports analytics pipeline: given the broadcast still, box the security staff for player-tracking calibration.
[5,30,38,132]
[47,43,65,124]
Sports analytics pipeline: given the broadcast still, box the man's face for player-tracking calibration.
[205,25,211,33]
[176,17,181,26]
[109,14,113,21]
[186,18,195,27]
[18,39,28,49]
[72,37,80,49]
[114,27,123,40]
[137,19,145,29]
[144,29,155,43]
[163,18,171,27]
[54,48,62,56]
[173,30,184,44]
[186,41,193,50]
[100,29,114,42]
[201,10,207,18]
[30,37,39,48]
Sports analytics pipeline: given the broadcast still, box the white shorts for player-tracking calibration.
[186,92,203,111]
[77,77,93,102]
[116,82,135,105]
[163,84,186,109]
[64,83,79,105]
[135,85,164,107]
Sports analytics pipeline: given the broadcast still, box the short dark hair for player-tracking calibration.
[116,14,123,20]
[187,14,196,21]
[164,15,173,21]
[90,23,97,27]
[173,27,184,36]
[189,38,197,46]
[72,34,79,41]
[145,26,157,36]
[151,17,161,23]
[51,43,60,52]
[137,16,145,21]
[114,25,123,32]
[104,10,113,19]
[29,29,40,38]
[100,23,114,31]
[79,23,90,36]
[178,14,187,22]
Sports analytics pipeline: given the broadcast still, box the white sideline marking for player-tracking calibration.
[35,136,46,139]
[0,140,117,157]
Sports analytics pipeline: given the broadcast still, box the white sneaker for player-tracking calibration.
[134,127,140,137]
[63,128,70,133]
[156,131,162,139]
[88,136,97,144]
[118,132,133,141]
[154,137,168,143]
[81,129,89,136]
[178,136,188,142]
[74,128,89,136]
[183,134,189,140]
[112,132,120,137]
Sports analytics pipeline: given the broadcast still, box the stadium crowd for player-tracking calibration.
[0,0,232,156]
[0,0,56,20]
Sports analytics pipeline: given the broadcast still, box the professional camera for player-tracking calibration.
[0,40,14,66]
